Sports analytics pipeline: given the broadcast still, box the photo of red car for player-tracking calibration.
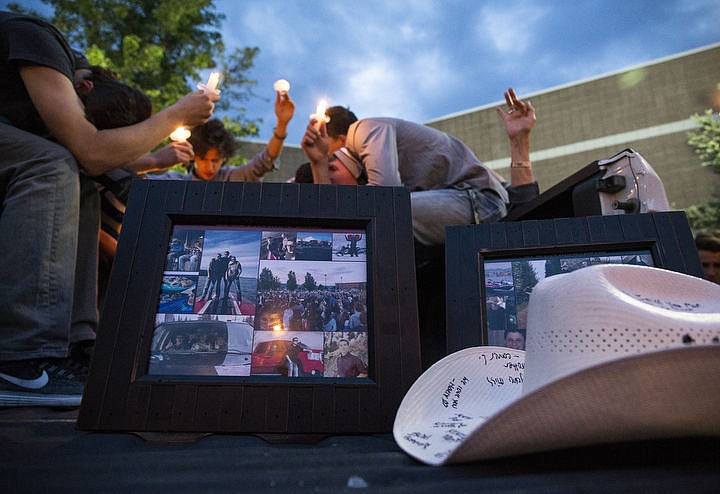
[250,337,324,376]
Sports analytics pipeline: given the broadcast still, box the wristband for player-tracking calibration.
[273,128,287,140]
[511,161,532,169]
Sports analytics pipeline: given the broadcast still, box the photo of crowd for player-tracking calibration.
[483,250,654,350]
[148,225,370,379]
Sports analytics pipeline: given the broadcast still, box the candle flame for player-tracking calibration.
[170,126,191,142]
[273,79,290,93]
[315,99,328,118]
[311,99,330,129]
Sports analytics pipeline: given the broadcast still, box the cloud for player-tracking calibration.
[476,3,548,55]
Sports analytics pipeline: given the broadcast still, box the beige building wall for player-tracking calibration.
[246,43,720,208]
[425,43,720,209]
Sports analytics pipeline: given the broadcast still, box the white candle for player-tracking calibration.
[273,79,290,94]
[310,99,330,129]
[206,71,221,92]
[170,126,191,142]
[197,71,222,94]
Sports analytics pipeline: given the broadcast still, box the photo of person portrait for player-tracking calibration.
[323,332,369,378]
[504,328,526,350]
[260,231,296,260]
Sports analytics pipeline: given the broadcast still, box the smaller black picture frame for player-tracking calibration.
[445,212,705,353]
[78,180,421,434]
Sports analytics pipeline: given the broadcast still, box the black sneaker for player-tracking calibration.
[0,358,84,407]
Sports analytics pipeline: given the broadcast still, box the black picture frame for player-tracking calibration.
[445,212,704,354]
[78,180,421,434]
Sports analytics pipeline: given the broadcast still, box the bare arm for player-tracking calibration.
[21,65,217,176]
[266,91,295,160]
[128,141,195,173]
[495,88,536,186]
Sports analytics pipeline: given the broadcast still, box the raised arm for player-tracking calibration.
[21,65,217,176]
[495,88,536,187]
[266,90,295,160]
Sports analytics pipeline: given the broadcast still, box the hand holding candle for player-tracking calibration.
[197,71,222,95]
[310,99,330,130]
[273,79,290,94]
[170,126,191,142]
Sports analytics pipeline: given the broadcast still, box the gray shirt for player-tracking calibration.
[345,117,508,202]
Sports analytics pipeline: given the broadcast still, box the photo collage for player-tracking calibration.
[483,250,653,350]
[147,225,369,380]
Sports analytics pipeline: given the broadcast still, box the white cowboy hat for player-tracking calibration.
[394,264,720,465]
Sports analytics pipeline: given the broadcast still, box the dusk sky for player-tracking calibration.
[6,0,719,147]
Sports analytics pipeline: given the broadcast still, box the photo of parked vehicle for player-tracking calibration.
[250,333,324,376]
[148,319,253,376]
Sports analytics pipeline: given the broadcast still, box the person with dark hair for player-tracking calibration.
[695,229,720,284]
[325,105,358,141]
[143,89,295,181]
[199,253,222,301]
[335,339,368,378]
[301,88,538,246]
[81,75,153,130]
[504,328,526,350]
[0,11,217,406]
[224,256,243,303]
[215,251,232,300]
[345,233,362,257]
[291,162,314,183]
[285,337,303,377]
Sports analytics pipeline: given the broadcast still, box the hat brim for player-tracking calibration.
[393,345,720,465]
[333,148,363,179]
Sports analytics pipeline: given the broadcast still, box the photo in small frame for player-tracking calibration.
[445,212,705,354]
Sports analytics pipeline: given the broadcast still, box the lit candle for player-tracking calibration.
[170,125,191,142]
[197,71,222,94]
[310,99,330,129]
[273,79,290,94]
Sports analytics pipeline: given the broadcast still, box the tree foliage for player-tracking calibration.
[8,0,260,138]
[258,267,280,291]
[684,194,720,231]
[511,260,538,303]
[688,110,720,172]
[286,270,298,291]
[303,272,317,291]
[685,109,720,231]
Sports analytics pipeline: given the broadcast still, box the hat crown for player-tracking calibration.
[524,264,720,393]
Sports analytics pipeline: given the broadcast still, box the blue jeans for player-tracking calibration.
[0,123,98,361]
[410,188,506,245]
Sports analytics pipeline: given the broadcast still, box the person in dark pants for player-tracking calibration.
[200,254,222,301]
[224,256,243,303]
[0,11,217,406]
